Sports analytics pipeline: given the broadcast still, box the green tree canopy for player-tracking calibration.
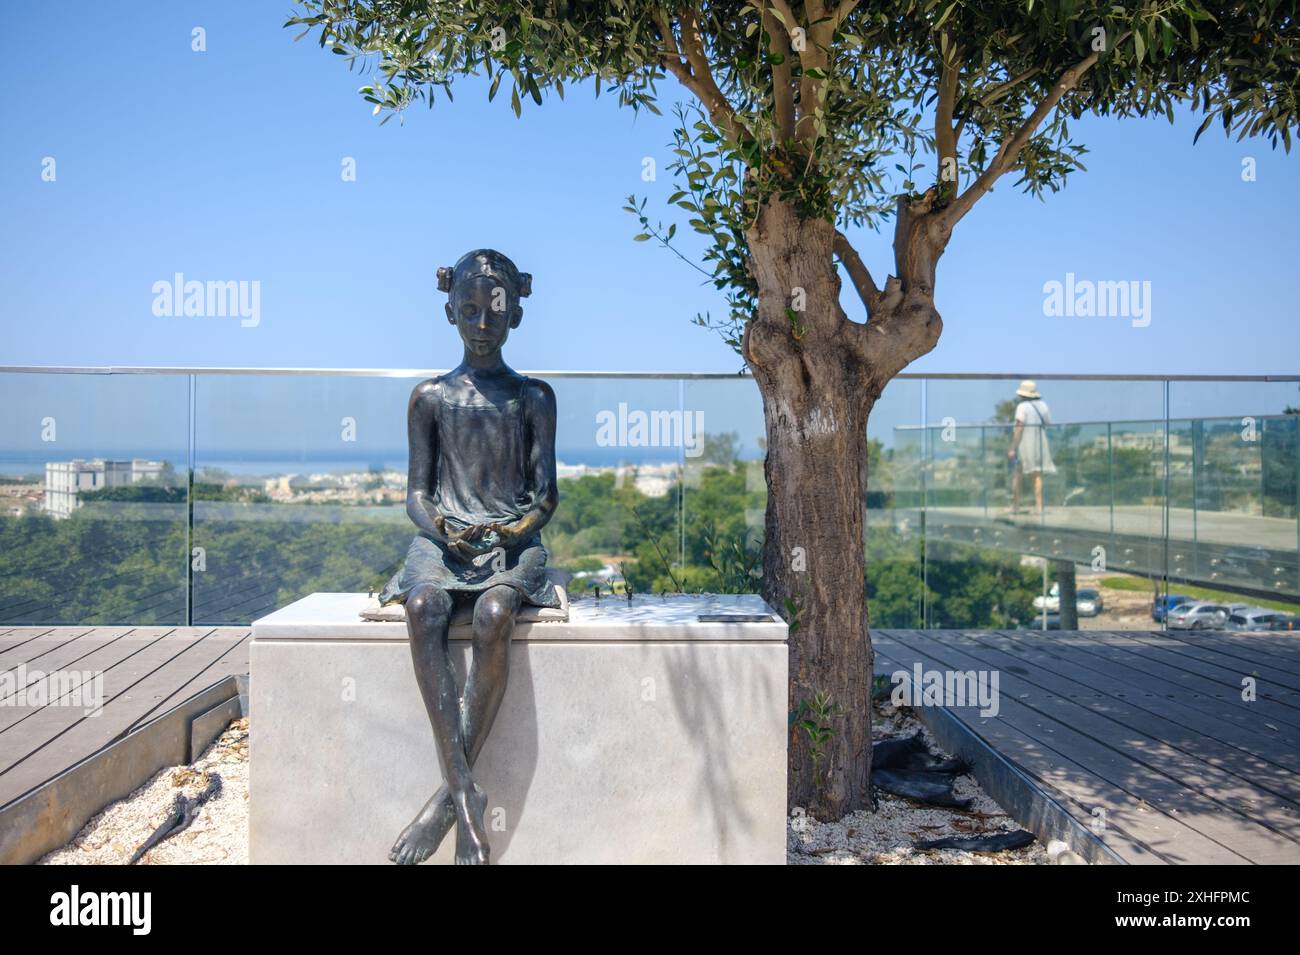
[290,1,1298,346]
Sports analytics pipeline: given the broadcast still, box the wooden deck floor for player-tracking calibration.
[4,624,1298,865]
[0,626,250,810]
[873,628,1300,864]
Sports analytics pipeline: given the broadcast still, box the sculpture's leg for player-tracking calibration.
[448,585,519,864]
[389,585,520,865]
[461,585,522,762]
[389,584,483,865]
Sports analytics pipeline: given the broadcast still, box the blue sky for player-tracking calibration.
[1,1,1297,377]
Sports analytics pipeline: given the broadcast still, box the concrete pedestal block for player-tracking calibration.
[250,593,788,864]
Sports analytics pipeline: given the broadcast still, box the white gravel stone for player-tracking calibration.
[787,702,1051,865]
[40,718,249,866]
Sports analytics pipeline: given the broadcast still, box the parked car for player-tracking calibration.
[1226,607,1283,631]
[1077,588,1104,617]
[1268,614,1300,632]
[1152,594,1191,623]
[1033,583,1061,613]
[1167,602,1230,630]
[1033,583,1103,616]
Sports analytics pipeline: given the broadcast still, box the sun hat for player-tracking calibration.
[1016,380,1041,399]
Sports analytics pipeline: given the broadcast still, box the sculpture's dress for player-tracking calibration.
[378,375,561,609]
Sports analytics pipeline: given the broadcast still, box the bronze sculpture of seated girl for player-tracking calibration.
[379,249,560,865]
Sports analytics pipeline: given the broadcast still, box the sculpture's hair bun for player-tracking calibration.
[442,249,530,298]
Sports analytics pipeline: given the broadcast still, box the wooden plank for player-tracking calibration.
[0,629,57,659]
[0,630,245,806]
[883,630,1298,863]
[921,629,1300,817]
[0,629,136,705]
[1085,628,1300,713]
[125,630,250,732]
[980,630,1300,775]
[0,628,95,671]
[0,628,134,686]
[994,630,1300,754]
[1058,631,1300,733]
[0,629,175,737]
[0,629,198,770]
[1118,630,1300,694]
[875,631,1245,865]
[1160,628,1300,675]
[873,634,1232,864]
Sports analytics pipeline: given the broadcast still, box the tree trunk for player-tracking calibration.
[760,384,874,818]
[742,198,873,819]
[742,194,947,820]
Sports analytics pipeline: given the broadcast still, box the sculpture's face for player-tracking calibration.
[446,275,521,357]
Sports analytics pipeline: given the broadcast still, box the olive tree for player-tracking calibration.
[288,0,1298,819]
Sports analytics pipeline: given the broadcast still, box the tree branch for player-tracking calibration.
[941,50,1103,227]
[761,3,796,144]
[653,11,740,142]
[953,66,1042,141]
[679,8,733,122]
[796,27,832,148]
[935,46,960,185]
[761,0,829,149]
[833,230,880,316]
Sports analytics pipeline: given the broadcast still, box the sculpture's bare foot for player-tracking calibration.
[389,786,455,865]
[453,784,490,865]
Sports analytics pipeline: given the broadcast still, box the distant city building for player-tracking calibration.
[0,481,44,518]
[556,460,679,498]
[43,459,164,518]
[633,472,673,497]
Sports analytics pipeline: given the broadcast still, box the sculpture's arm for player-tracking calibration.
[497,378,558,544]
[405,379,451,542]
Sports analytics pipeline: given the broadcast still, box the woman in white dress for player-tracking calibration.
[1008,380,1055,515]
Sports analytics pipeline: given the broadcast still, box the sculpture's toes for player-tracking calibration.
[392,839,416,865]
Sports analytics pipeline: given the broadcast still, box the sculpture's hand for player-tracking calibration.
[484,521,522,550]
[445,524,481,560]
[445,522,501,559]
[447,538,476,561]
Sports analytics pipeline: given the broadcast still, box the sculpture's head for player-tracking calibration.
[437,249,531,359]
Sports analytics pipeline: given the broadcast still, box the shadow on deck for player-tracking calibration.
[874,628,1300,864]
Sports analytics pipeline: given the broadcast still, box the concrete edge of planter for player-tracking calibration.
[909,702,1125,865]
[0,675,247,865]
